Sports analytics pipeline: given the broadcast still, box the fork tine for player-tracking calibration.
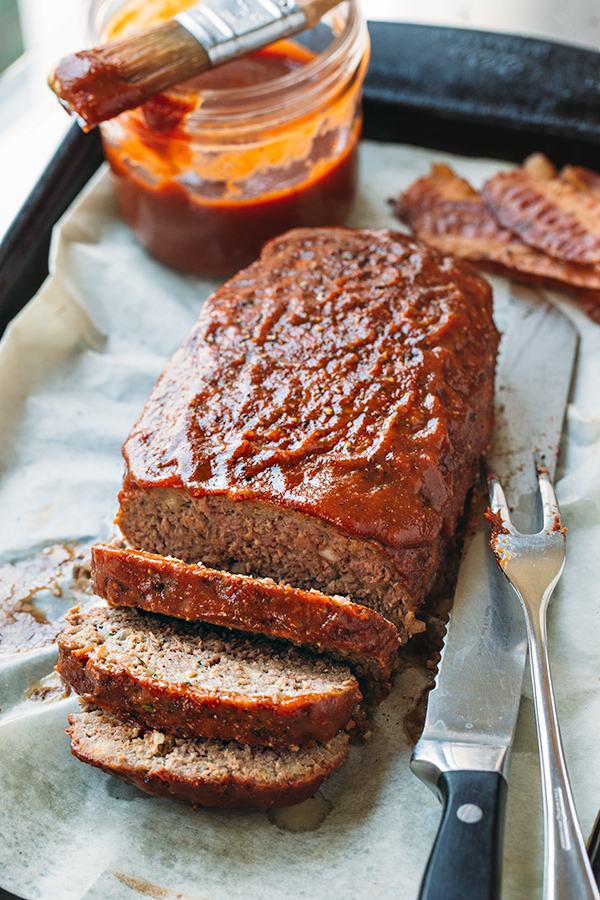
[492,456,588,900]
[535,455,563,534]
[486,468,517,535]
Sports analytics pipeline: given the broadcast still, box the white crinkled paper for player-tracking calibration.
[0,141,599,900]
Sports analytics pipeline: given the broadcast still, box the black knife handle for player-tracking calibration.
[588,810,600,887]
[418,770,508,900]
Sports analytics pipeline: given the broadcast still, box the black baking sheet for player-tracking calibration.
[1,20,600,900]
[2,22,600,340]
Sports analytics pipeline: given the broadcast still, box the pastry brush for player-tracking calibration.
[49,0,341,130]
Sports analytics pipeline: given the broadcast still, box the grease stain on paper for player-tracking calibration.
[0,541,95,653]
[268,792,333,832]
[26,670,72,704]
[111,871,210,899]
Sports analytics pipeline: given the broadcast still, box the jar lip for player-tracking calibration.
[177,1,359,101]
[91,0,367,121]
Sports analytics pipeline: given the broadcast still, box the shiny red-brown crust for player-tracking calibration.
[394,164,600,323]
[57,607,362,749]
[561,164,600,195]
[117,227,498,627]
[91,542,399,692]
[68,706,348,808]
[395,164,600,288]
[482,165,600,265]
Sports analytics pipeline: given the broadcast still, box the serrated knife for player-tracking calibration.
[411,285,578,900]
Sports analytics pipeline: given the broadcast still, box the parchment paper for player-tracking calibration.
[1,140,599,900]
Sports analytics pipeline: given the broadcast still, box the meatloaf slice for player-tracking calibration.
[117,227,499,636]
[57,607,361,748]
[68,704,348,808]
[91,542,399,693]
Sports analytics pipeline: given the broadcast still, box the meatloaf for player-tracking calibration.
[58,606,361,748]
[117,227,499,637]
[91,542,399,693]
[68,704,348,808]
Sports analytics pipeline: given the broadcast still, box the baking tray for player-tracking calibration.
[3,21,600,339]
[1,21,600,900]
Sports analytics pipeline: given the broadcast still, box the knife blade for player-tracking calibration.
[411,284,578,900]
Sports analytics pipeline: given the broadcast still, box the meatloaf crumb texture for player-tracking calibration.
[58,606,361,748]
[117,227,498,633]
[91,542,399,694]
[68,704,348,808]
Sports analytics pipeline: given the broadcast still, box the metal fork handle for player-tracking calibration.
[523,599,599,900]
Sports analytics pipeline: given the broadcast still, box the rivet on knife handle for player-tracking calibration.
[411,287,578,900]
[416,770,507,900]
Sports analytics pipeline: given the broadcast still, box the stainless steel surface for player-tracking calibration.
[412,286,578,792]
[410,512,525,787]
[175,0,307,66]
[489,466,599,900]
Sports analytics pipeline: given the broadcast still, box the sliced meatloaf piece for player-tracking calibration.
[68,704,348,808]
[57,606,361,748]
[91,542,399,694]
[117,227,499,637]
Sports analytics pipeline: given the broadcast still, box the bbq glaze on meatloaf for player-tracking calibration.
[91,542,399,694]
[68,704,348,808]
[117,228,499,636]
[58,606,361,748]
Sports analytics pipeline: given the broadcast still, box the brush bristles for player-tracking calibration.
[49,20,211,128]
[95,20,210,90]
[49,0,341,128]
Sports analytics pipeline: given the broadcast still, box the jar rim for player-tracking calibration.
[90,0,368,125]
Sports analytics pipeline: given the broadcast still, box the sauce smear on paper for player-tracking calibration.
[0,544,90,653]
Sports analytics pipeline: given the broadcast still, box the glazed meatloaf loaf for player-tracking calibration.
[58,606,361,748]
[91,542,399,693]
[68,704,348,808]
[117,228,499,637]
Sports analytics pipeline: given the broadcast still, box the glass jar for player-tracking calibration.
[91,0,370,277]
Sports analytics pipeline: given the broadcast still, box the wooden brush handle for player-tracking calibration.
[49,21,210,130]
[301,0,340,28]
[49,0,341,130]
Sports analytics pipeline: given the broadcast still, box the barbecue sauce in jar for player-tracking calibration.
[92,0,370,276]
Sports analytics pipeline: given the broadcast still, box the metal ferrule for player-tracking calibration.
[175,0,308,66]
[410,738,511,800]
